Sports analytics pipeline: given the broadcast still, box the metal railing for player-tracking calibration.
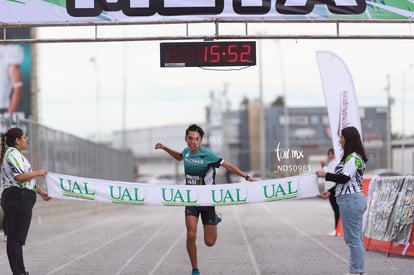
[1,115,136,182]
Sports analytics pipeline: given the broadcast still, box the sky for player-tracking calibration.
[35,23,414,141]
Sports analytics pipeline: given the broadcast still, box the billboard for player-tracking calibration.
[1,1,414,24]
[0,28,32,132]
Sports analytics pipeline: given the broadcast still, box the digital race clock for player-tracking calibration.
[160,41,256,67]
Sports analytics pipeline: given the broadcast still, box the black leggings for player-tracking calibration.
[2,209,6,235]
[1,187,36,275]
[329,192,340,229]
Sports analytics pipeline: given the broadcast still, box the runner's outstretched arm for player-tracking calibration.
[221,161,257,182]
[155,142,183,161]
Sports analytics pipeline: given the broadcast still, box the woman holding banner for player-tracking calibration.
[1,127,51,275]
[316,126,368,275]
[155,123,256,275]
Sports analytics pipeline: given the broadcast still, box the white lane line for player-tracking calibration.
[115,223,168,275]
[233,206,261,275]
[0,221,103,260]
[21,208,141,248]
[43,208,175,274]
[45,226,140,275]
[148,231,186,275]
[262,204,348,264]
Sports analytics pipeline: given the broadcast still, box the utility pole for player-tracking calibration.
[385,75,392,169]
[222,83,230,163]
[276,40,289,176]
[122,40,128,149]
[258,40,266,179]
[402,64,413,174]
[90,56,101,142]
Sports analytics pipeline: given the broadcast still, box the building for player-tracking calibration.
[112,104,391,180]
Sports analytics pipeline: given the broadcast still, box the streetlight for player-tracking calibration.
[258,39,266,179]
[121,40,127,149]
[401,64,413,174]
[90,56,101,142]
[275,40,289,176]
[222,83,230,163]
[385,75,392,169]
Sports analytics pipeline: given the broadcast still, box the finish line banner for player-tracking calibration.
[45,172,319,206]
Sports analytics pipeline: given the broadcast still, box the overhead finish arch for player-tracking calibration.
[1,0,414,43]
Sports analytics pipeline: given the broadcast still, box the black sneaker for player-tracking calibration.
[215,213,222,224]
[192,268,200,275]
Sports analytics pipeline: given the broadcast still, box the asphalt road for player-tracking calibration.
[0,198,413,275]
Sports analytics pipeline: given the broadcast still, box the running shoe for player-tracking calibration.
[192,268,200,275]
[215,213,222,224]
[328,230,337,236]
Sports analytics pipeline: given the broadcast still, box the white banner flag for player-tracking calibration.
[45,172,320,206]
[316,50,362,162]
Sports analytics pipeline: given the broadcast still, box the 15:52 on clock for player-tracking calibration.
[160,41,256,67]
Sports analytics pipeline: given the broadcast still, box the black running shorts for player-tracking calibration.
[185,206,216,225]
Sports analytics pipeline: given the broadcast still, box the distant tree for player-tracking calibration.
[240,96,249,109]
[271,96,285,106]
[205,106,210,123]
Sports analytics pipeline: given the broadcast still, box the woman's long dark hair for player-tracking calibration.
[1,128,24,164]
[341,126,368,163]
[0,133,6,165]
[5,128,23,148]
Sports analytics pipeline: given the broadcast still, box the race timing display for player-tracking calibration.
[160,41,256,67]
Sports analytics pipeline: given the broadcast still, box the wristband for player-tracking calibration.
[245,175,250,181]
[12,81,23,88]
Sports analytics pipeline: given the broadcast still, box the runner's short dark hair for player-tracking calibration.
[186,124,204,138]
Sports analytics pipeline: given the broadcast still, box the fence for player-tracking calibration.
[0,116,137,226]
[1,115,136,182]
